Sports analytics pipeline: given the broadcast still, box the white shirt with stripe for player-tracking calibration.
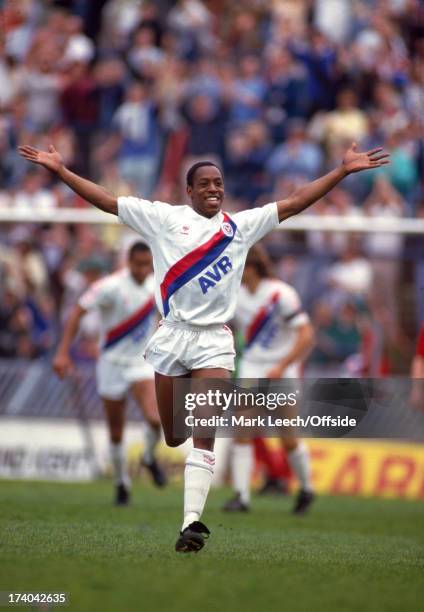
[78,268,157,365]
[235,278,309,377]
[117,198,279,326]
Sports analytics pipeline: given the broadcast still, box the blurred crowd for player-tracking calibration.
[0,0,423,373]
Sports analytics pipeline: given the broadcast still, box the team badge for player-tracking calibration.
[222,222,233,237]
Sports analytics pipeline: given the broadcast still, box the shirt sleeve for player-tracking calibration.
[78,277,116,311]
[117,196,172,242]
[416,326,424,358]
[277,285,309,329]
[233,202,279,247]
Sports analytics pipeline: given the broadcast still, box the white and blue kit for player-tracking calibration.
[235,279,310,378]
[78,268,157,398]
[117,197,280,375]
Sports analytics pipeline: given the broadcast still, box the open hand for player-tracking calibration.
[342,142,390,174]
[18,144,64,174]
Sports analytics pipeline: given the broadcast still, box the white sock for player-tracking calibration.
[231,442,253,504]
[143,423,160,464]
[182,447,215,531]
[288,441,313,493]
[110,442,130,487]
[211,437,232,487]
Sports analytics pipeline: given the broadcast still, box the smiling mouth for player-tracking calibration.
[205,196,221,203]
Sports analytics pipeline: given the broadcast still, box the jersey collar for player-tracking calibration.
[187,205,225,222]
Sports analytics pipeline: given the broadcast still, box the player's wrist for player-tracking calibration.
[338,164,350,178]
[56,163,67,178]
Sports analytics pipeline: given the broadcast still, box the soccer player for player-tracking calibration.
[18,140,389,552]
[224,244,316,514]
[52,242,166,505]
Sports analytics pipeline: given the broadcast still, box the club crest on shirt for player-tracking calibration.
[221,222,233,237]
[180,224,190,235]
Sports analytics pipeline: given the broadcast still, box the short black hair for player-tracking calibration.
[186,161,223,187]
[128,241,151,259]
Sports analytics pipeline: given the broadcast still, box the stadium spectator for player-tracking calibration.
[224,121,272,204]
[0,41,25,109]
[8,226,49,299]
[0,94,34,188]
[181,93,227,159]
[309,301,363,376]
[266,119,323,183]
[21,39,63,132]
[312,88,369,148]
[372,82,409,139]
[99,81,161,196]
[93,58,126,133]
[0,288,37,358]
[62,14,95,66]
[313,0,352,44]
[289,28,338,113]
[363,177,405,326]
[13,169,57,212]
[0,232,53,358]
[374,128,419,199]
[60,59,98,176]
[183,57,222,103]
[167,0,215,59]
[327,239,373,308]
[264,46,309,140]
[127,25,166,81]
[227,54,268,126]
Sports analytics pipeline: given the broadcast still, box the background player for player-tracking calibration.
[53,242,166,505]
[224,244,315,514]
[19,140,389,552]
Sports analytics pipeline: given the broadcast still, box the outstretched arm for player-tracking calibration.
[277,142,390,222]
[18,145,118,215]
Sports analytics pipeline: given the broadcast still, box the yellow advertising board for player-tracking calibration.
[131,438,424,501]
[306,439,424,500]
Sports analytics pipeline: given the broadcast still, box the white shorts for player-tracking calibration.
[96,355,154,400]
[238,359,299,379]
[144,320,236,376]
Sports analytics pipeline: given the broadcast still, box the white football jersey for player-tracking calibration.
[235,278,309,377]
[117,197,279,326]
[78,268,157,364]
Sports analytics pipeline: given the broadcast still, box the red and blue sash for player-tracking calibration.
[245,291,280,349]
[160,213,237,316]
[103,297,155,349]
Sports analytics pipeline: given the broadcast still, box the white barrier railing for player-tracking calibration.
[0,207,423,234]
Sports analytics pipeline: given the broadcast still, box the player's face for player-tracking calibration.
[129,251,153,284]
[187,166,225,218]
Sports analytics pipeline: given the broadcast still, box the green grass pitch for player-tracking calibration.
[1,480,423,612]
